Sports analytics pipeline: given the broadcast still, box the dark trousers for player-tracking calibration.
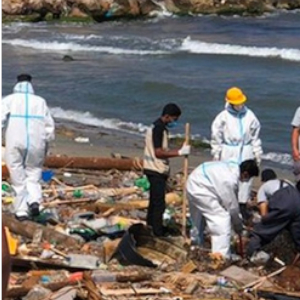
[145,173,167,236]
[239,203,252,223]
[247,205,300,257]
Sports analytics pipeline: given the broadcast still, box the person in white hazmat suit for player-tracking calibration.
[186,159,259,258]
[211,87,262,220]
[2,74,55,221]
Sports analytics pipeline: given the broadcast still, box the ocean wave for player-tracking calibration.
[180,36,300,62]
[2,38,170,55]
[62,33,104,41]
[51,106,294,167]
[50,107,148,134]
[262,152,293,166]
[3,36,300,61]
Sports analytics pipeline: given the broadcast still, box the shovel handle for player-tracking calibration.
[182,123,190,237]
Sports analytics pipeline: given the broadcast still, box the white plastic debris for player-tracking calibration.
[74,137,89,143]
[250,250,270,265]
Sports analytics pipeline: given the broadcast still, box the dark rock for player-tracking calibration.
[2,0,300,21]
[63,55,74,62]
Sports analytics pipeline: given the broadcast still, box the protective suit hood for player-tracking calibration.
[225,102,247,116]
[13,81,35,94]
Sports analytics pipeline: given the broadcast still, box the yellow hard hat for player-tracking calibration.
[225,87,247,105]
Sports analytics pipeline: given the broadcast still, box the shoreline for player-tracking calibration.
[51,119,296,191]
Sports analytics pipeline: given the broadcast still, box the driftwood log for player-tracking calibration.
[45,156,143,171]
[2,214,81,248]
[44,192,181,210]
[2,156,143,180]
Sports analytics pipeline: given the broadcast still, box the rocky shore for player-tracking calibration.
[2,0,300,22]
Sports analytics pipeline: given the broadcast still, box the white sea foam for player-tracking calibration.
[180,36,300,62]
[261,152,293,166]
[51,107,120,129]
[62,33,104,41]
[2,39,170,55]
[50,107,148,134]
[3,36,300,61]
[149,0,174,17]
[51,106,293,166]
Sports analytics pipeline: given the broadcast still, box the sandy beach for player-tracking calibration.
[50,120,296,191]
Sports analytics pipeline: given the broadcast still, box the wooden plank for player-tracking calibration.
[2,214,81,248]
[99,287,165,296]
[220,266,260,286]
[181,260,198,274]
[94,192,181,211]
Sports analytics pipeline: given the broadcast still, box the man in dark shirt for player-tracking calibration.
[143,103,190,236]
[247,182,300,264]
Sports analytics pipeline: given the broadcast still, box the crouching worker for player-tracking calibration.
[186,159,259,259]
[247,181,300,264]
[257,169,292,217]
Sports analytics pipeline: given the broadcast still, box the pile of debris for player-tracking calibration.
[2,155,300,300]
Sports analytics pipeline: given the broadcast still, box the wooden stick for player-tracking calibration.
[242,266,286,290]
[182,123,190,237]
[43,184,98,194]
[238,235,244,259]
[44,192,181,209]
[50,247,68,258]
[293,252,300,265]
[43,198,97,207]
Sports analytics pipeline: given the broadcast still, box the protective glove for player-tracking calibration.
[213,155,220,161]
[230,209,243,235]
[255,156,261,167]
[44,142,49,157]
[178,145,191,156]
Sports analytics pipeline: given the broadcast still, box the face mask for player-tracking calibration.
[240,173,250,182]
[233,105,244,112]
[167,121,178,129]
[240,178,250,183]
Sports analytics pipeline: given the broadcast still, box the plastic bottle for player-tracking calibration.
[2,181,14,196]
[190,226,200,246]
[69,228,98,241]
[217,277,227,287]
[73,189,83,198]
[91,270,116,283]
[40,276,50,284]
[73,190,101,200]
[2,183,10,192]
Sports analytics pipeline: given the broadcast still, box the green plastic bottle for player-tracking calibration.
[73,189,83,198]
[2,182,11,192]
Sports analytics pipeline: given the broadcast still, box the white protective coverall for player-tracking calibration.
[211,104,262,204]
[186,161,241,258]
[2,81,55,217]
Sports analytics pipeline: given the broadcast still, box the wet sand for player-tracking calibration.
[50,121,296,191]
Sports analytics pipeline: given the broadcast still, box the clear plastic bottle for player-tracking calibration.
[91,270,116,283]
[190,226,200,246]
